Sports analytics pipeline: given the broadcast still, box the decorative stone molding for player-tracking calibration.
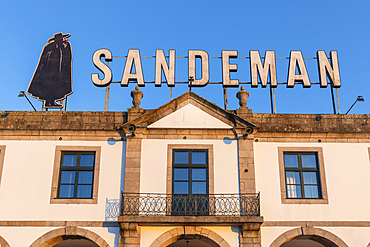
[127,86,145,121]
[29,227,110,247]
[119,223,140,247]
[50,146,101,204]
[269,226,349,247]
[131,86,143,108]
[0,145,6,185]
[236,86,249,108]
[277,147,328,204]
[0,236,11,247]
[240,223,261,247]
[149,226,231,247]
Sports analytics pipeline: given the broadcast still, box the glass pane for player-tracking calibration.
[62,154,77,167]
[77,185,92,198]
[174,182,188,194]
[174,151,188,164]
[284,154,298,168]
[192,169,207,181]
[174,169,188,180]
[302,154,317,168]
[192,152,206,164]
[303,172,318,185]
[286,185,301,198]
[80,154,95,167]
[286,172,300,184]
[60,171,75,184]
[59,185,74,198]
[78,171,93,184]
[304,185,319,198]
[192,182,207,194]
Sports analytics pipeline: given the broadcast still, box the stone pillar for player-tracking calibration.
[238,135,256,193]
[240,223,261,247]
[119,223,140,247]
[124,138,142,193]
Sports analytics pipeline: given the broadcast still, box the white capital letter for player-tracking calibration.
[155,49,175,87]
[121,49,144,87]
[222,50,239,87]
[250,50,277,88]
[188,50,209,86]
[317,50,341,88]
[91,49,112,87]
[287,51,311,88]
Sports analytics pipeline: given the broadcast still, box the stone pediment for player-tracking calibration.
[123,92,256,130]
[147,103,232,129]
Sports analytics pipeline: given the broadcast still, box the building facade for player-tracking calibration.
[0,90,369,247]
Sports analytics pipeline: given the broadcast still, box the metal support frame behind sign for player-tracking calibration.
[94,51,342,114]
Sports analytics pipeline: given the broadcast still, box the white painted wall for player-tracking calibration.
[140,139,239,194]
[254,142,370,221]
[147,104,231,129]
[0,140,123,221]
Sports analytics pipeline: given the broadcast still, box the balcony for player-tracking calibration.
[119,193,261,225]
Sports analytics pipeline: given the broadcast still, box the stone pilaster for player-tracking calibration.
[127,107,144,122]
[119,223,140,247]
[124,138,142,193]
[238,135,256,193]
[240,223,261,247]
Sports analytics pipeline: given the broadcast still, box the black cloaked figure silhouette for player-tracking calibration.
[27,32,73,108]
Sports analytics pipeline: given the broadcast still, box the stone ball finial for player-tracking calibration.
[131,86,143,108]
[236,86,249,108]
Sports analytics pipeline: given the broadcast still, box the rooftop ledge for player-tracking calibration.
[0,111,368,133]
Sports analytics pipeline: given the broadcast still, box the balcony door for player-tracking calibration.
[172,149,209,215]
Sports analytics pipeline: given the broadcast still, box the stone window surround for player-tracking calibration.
[50,146,101,204]
[167,144,214,195]
[0,145,5,185]
[278,147,328,204]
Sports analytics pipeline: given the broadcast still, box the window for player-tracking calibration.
[172,149,209,215]
[167,144,214,195]
[0,145,5,185]
[58,152,95,199]
[167,144,214,215]
[278,147,328,204]
[284,153,321,198]
[173,149,208,195]
[50,146,101,204]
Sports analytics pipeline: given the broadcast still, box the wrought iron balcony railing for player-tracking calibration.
[121,193,260,216]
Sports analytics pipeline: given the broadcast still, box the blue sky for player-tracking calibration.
[0,0,368,114]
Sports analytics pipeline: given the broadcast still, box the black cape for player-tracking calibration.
[27,35,72,108]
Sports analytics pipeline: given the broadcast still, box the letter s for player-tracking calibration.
[91,49,112,87]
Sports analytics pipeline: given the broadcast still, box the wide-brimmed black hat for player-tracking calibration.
[47,32,71,42]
